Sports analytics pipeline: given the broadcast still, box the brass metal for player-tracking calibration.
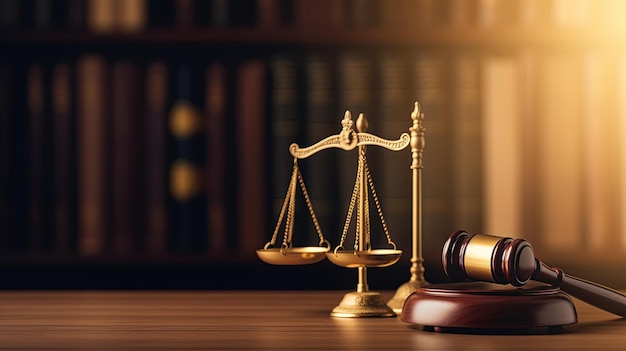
[464,234,502,282]
[257,246,329,265]
[259,108,413,317]
[388,102,429,313]
[326,249,402,268]
[289,111,410,159]
[255,157,329,265]
[328,113,403,270]
[326,112,407,318]
[330,291,396,318]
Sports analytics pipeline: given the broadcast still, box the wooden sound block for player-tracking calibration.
[401,282,577,333]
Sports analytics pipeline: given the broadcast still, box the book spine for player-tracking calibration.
[551,0,589,28]
[205,62,228,254]
[86,0,116,32]
[0,61,9,252]
[269,54,300,245]
[144,60,169,254]
[117,0,146,32]
[27,63,54,252]
[476,0,499,28]
[0,0,20,29]
[67,0,87,30]
[6,60,29,252]
[451,55,482,234]
[235,59,267,255]
[620,55,626,250]
[378,0,416,30]
[476,0,526,28]
[535,54,584,250]
[448,0,476,28]
[413,0,448,29]
[175,0,193,28]
[211,0,229,27]
[168,61,206,254]
[517,0,549,28]
[344,0,378,29]
[518,52,539,244]
[111,59,142,255]
[377,53,412,253]
[256,0,294,29]
[293,0,343,29]
[481,55,523,236]
[256,0,279,28]
[52,62,76,255]
[581,53,621,251]
[77,54,109,256]
[32,0,53,30]
[27,63,45,251]
[303,54,338,246]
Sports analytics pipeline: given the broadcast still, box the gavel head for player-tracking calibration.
[442,230,538,286]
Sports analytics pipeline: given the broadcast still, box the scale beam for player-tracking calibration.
[289,111,410,159]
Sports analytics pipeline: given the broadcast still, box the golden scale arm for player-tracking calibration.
[289,110,411,159]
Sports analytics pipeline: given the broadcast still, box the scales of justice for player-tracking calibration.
[257,102,428,317]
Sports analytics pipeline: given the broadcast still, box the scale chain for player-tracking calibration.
[361,150,371,251]
[339,153,363,251]
[282,160,299,249]
[268,158,328,251]
[338,146,396,252]
[268,162,298,248]
[364,159,394,248]
[296,165,326,245]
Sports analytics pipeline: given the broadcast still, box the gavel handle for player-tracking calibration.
[534,261,626,317]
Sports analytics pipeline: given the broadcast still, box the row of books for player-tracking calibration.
[0,49,474,259]
[0,0,262,31]
[5,48,626,260]
[2,0,626,33]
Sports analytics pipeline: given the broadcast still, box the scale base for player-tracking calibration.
[387,279,428,314]
[331,291,396,318]
[401,282,577,333]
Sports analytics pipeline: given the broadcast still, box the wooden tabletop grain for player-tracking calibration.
[0,290,625,350]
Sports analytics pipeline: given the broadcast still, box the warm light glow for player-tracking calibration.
[482,56,522,237]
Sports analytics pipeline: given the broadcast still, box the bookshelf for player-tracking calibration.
[2,0,626,290]
[5,26,626,49]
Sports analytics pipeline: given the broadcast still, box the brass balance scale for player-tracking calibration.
[257,102,428,317]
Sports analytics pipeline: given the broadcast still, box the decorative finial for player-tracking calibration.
[411,101,420,121]
[356,113,368,133]
[340,110,354,145]
[410,102,425,169]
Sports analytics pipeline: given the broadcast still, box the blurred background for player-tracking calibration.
[1,0,626,290]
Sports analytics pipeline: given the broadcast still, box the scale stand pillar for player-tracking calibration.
[388,102,429,313]
[330,113,396,318]
[357,267,368,292]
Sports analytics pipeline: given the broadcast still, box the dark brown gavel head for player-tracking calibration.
[442,230,539,286]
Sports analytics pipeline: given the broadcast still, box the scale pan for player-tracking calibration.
[256,246,329,265]
[326,249,402,268]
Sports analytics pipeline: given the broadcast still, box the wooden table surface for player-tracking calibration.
[1,290,625,350]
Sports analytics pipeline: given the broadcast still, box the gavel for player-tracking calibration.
[442,230,626,317]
